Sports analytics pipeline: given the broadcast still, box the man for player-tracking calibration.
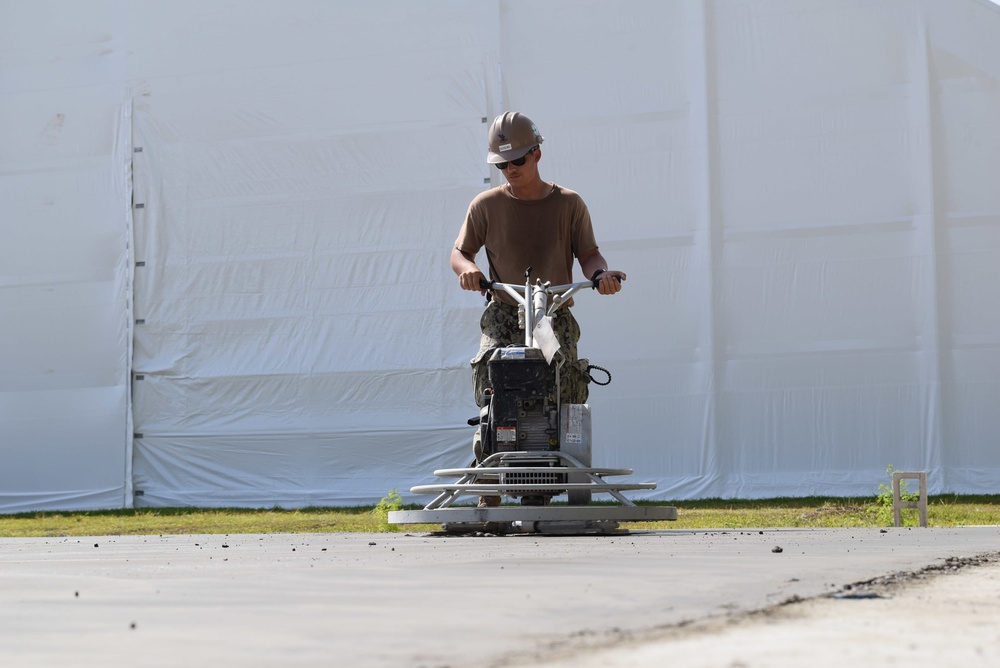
[451,112,625,505]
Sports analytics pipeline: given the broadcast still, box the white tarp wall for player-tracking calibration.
[1,0,998,512]
[0,1,134,511]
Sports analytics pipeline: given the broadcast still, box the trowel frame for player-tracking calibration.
[388,275,676,534]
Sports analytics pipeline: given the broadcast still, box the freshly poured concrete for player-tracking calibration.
[1,527,997,667]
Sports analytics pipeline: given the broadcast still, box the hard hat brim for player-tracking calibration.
[486,144,534,164]
[485,134,544,164]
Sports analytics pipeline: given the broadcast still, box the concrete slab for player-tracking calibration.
[519,554,1000,667]
[0,527,997,667]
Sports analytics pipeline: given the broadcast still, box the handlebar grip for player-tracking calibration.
[479,278,494,290]
[591,274,623,289]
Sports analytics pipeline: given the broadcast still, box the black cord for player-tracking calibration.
[586,364,612,386]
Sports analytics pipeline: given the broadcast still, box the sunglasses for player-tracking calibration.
[496,146,537,170]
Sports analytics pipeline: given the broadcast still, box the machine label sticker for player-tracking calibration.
[497,426,517,442]
[500,348,526,359]
[565,404,583,443]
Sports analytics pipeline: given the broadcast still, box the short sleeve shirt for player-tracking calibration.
[455,184,598,304]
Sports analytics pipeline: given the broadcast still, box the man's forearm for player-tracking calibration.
[451,247,488,292]
[579,251,608,280]
[451,247,479,276]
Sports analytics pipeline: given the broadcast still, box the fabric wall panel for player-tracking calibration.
[128,2,496,506]
[501,0,1000,499]
[0,0,133,511]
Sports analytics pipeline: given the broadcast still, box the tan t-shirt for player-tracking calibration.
[455,184,598,305]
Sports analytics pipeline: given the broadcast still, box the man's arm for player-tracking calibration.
[451,247,487,293]
[579,249,626,295]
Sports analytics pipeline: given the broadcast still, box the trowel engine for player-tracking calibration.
[477,346,592,505]
[480,347,558,454]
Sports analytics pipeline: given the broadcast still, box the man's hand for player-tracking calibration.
[595,270,626,295]
[580,250,625,295]
[451,247,487,294]
[458,268,487,293]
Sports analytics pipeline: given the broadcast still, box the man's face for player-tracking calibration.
[499,147,538,186]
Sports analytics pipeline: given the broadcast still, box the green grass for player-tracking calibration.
[626,495,1000,531]
[0,506,386,538]
[1,496,998,538]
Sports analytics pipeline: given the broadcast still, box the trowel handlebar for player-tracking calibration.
[478,277,601,292]
[478,277,600,318]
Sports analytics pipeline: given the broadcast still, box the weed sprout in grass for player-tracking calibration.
[373,489,404,532]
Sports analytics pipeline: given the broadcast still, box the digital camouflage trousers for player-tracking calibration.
[470,299,590,408]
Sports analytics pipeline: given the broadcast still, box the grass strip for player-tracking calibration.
[0,495,997,538]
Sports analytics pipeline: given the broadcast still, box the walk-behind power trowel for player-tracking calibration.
[388,271,676,535]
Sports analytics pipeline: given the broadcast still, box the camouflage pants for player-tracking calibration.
[471,300,590,408]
